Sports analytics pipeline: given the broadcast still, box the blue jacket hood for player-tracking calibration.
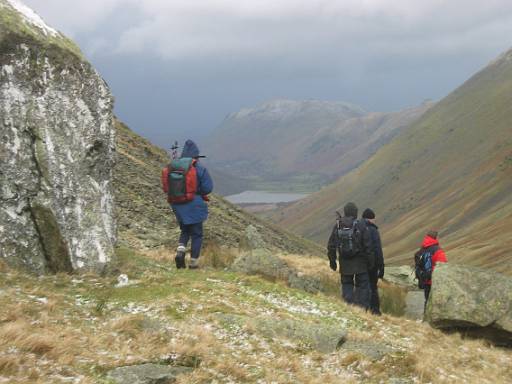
[181,140,200,158]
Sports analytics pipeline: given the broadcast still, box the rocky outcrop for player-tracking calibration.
[0,1,116,273]
[425,264,512,345]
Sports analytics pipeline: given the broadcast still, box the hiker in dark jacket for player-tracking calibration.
[362,208,384,315]
[327,202,374,309]
[170,140,213,269]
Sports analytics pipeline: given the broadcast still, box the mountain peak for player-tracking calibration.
[228,98,366,121]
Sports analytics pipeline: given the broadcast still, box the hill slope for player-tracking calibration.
[274,49,512,274]
[113,120,321,256]
[2,249,511,383]
[206,99,431,190]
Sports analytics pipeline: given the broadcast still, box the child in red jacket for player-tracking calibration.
[416,230,447,308]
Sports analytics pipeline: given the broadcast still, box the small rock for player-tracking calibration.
[231,249,291,281]
[115,274,129,287]
[287,272,322,294]
[384,266,417,288]
[404,291,425,320]
[239,225,267,250]
[217,314,347,353]
[107,363,192,384]
[339,340,394,360]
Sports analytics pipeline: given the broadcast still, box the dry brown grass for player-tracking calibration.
[143,243,238,269]
[0,320,54,355]
[0,259,7,273]
[111,314,146,337]
[142,247,173,263]
[0,354,20,375]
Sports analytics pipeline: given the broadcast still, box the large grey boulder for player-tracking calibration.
[107,364,192,384]
[0,1,116,273]
[425,263,512,345]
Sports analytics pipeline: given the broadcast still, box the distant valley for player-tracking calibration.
[206,98,433,194]
[271,48,512,274]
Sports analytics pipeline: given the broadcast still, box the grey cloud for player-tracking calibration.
[21,1,512,146]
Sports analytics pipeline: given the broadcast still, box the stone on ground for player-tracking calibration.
[385,266,417,288]
[405,291,425,320]
[107,364,192,384]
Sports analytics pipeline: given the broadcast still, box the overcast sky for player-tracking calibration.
[24,0,512,147]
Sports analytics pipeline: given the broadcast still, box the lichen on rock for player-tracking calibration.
[0,0,116,273]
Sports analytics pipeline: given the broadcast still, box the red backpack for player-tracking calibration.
[161,158,198,204]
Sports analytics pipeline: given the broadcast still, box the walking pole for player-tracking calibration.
[171,141,179,160]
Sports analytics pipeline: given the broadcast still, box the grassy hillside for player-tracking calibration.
[113,120,321,256]
[206,99,430,190]
[273,49,512,274]
[0,0,83,59]
[1,249,511,383]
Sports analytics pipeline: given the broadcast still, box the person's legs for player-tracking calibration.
[423,284,431,311]
[189,222,203,269]
[178,223,191,247]
[341,274,355,304]
[368,269,381,315]
[354,272,371,310]
[176,223,190,269]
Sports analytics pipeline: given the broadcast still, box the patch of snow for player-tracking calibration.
[115,274,129,288]
[6,0,59,36]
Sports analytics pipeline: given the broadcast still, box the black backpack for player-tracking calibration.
[414,245,438,289]
[336,217,363,259]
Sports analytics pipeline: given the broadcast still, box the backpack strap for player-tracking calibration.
[426,245,439,255]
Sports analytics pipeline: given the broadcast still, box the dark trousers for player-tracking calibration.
[424,284,431,311]
[178,222,203,259]
[368,269,381,315]
[341,272,370,310]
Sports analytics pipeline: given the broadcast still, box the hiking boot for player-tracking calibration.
[175,245,186,269]
[188,257,200,269]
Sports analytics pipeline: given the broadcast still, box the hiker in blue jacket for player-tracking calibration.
[171,140,213,269]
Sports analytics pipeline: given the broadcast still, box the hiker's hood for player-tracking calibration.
[422,235,439,248]
[181,140,200,158]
